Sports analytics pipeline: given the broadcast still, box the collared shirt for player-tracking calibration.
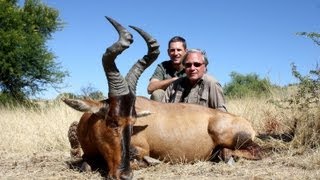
[162,74,227,112]
[150,60,185,80]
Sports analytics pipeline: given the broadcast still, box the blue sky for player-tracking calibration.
[27,0,320,99]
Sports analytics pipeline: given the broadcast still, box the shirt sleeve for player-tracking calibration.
[208,81,228,112]
[150,63,165,81]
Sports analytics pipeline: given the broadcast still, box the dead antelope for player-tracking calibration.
[66,97,262,166]
[64,17,160,180]
[63,18,262,176]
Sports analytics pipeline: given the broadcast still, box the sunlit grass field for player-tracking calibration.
[0,91,319,179]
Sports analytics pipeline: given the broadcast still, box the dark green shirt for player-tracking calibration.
[150,60,185,80]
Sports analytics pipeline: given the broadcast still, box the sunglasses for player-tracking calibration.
[184,62,204,68]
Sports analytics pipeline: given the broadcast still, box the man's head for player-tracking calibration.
[182,49,208,84]
[167,36,187,67]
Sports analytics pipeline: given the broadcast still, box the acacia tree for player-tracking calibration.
[80,84,105,100]
[0,0,68,102]
[297,32,320,46]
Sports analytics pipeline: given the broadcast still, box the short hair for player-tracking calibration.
[182,48,209,66]
[168,36,187,49]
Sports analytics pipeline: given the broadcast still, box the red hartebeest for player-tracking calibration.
[63,18,262,177]
[65,17,160,180]
[65,97,262,166]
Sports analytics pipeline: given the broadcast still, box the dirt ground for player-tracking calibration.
[1,149,319,180]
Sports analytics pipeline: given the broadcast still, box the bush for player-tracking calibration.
[55,92,78,100]
[224,71,273,98]
[80,84,105,100]
[0,92,39,108]
[0,92,18,106]
[272,63,320,149]
[289,63,320,149]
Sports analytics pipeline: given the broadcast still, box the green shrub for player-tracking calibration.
[224,71,272,98]
[289,63,320,149]
[272,63,320,149]
[55,92,78,100]
[0,92,18,106]
[0,92,38,108]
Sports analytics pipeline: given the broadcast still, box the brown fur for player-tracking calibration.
[64,96,262,169]
[132,97,261,163]
[75,94,135,179]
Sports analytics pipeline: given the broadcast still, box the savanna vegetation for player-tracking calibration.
[0,44,319,179]
[0,0,67,104]
[0,0,319,179]
[0,63,319,179]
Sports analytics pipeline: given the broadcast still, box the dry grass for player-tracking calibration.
[0,96,319,179]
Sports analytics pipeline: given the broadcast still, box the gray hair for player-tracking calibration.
[182,48,209,66]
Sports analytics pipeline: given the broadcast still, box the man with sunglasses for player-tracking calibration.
[162,48,227,112]
[147,36,187,101]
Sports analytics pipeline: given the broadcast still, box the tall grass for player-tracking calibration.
[0,102,82,154]
[0,87,319,158]
[227,86,295,134]
[0,91,319,179]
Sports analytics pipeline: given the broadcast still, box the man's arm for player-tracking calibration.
[147,77,178,94]
[204,75,227,112]
[209,82,227,112]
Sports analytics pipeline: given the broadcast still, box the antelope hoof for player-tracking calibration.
[143,156,161,166]
[80,161,92,172]
[120,171,133,180]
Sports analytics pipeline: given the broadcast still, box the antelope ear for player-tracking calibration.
[62,98,104,114]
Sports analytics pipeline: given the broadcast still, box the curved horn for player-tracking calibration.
[125,25,160,94]
[103,16,133,97]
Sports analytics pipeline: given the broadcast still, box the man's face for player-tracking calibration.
[167,42,187,66]
[184,52,206,84]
